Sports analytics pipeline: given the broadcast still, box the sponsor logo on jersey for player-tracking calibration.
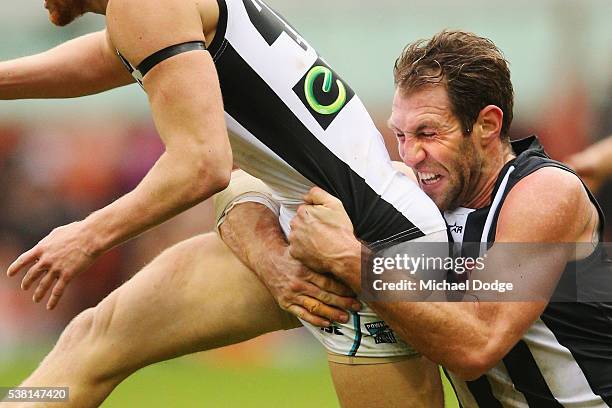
[449,222,463,234]
[293,58,355,130]
[365,321,397,344]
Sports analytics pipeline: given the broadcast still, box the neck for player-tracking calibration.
[86,0,108,14]
[463,142,514,209]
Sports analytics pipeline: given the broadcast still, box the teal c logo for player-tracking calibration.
[293,58,355,130]
[304,66,347,115]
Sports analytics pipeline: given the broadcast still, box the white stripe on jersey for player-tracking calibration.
[224,114,312,199]
[524,320,608,407]
[480,165,515,246]
[460,321,609,407]
[451,375,481,408]
[224,114,314,234]
[485,362,530,407]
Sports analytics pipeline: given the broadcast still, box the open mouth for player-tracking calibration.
[418,171,442,186]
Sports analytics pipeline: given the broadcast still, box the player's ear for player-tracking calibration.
[474,105,503,146]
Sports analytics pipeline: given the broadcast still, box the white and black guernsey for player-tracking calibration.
[444,136,612,407]
[117,0,445,245]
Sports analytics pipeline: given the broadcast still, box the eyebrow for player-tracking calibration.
[387,117,441,135]
[413,123,432,133]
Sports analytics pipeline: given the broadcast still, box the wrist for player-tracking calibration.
[328,237,363,292]
[80,214,112,257]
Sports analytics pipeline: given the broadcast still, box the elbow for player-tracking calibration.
[446,345,504,381]
[205,165,231,194]
[448,352,492,381]
[195,146,232,198]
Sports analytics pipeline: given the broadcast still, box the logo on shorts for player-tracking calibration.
[365,321,397,344]
[293,58,355,130]
[321,325,344,336]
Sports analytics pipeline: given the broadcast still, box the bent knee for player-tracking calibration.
[56,294,120,357]
[56,308,96,353]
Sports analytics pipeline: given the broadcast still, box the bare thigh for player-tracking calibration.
[83,232,298,377]
[328,357,444,408]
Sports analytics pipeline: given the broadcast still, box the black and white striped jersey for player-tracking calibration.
[444,136,612,407]
[118,0,445,245]
[211,0,447,242]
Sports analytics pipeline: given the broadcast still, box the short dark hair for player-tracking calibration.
[393,30,514,139]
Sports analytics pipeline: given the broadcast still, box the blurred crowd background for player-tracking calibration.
[0,0,610,405]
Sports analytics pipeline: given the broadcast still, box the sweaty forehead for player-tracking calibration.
[389,87,454,131]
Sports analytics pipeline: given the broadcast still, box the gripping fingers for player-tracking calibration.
[308,272,354,297]
[301,296,349,324]
[314,288,360,313]
[33,270,58,303]
[286,304,331,328]
[307,274,360,312]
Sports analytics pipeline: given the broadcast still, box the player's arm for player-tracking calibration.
[288,168,592,380]
[214,170,360,327]
[0,30,134,99]
[87,0,232,247]
[7,0,232,310]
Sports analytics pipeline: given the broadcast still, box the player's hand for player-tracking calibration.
[267,247,361,327]
[288,187,362,289]
[6,221,98,310]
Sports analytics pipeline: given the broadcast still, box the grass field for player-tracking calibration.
[1,344,459,407]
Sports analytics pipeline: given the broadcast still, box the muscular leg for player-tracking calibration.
[12,233,298,408]
[329,358,444,408]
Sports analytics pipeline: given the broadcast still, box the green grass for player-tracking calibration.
[1,347,458,407]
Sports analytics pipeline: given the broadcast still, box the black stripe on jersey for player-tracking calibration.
[348,312,362,356]
[462,210,486,249]
[215,43,424,243]
[466,376,503,407]
[209,0,228,59]
[137,41,207,77]
[502,340,564,407]
[541,303,612,405]
[242,0,308,51]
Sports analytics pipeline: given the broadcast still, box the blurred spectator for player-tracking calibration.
[566,136,612,194]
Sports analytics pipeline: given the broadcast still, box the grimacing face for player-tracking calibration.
[388,85,483,212]
[44,0,86,26]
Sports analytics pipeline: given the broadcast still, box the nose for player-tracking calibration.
[401,138,426,168]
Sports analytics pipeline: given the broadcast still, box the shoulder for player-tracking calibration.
[496,166,591,242]
[106,0,206,65]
